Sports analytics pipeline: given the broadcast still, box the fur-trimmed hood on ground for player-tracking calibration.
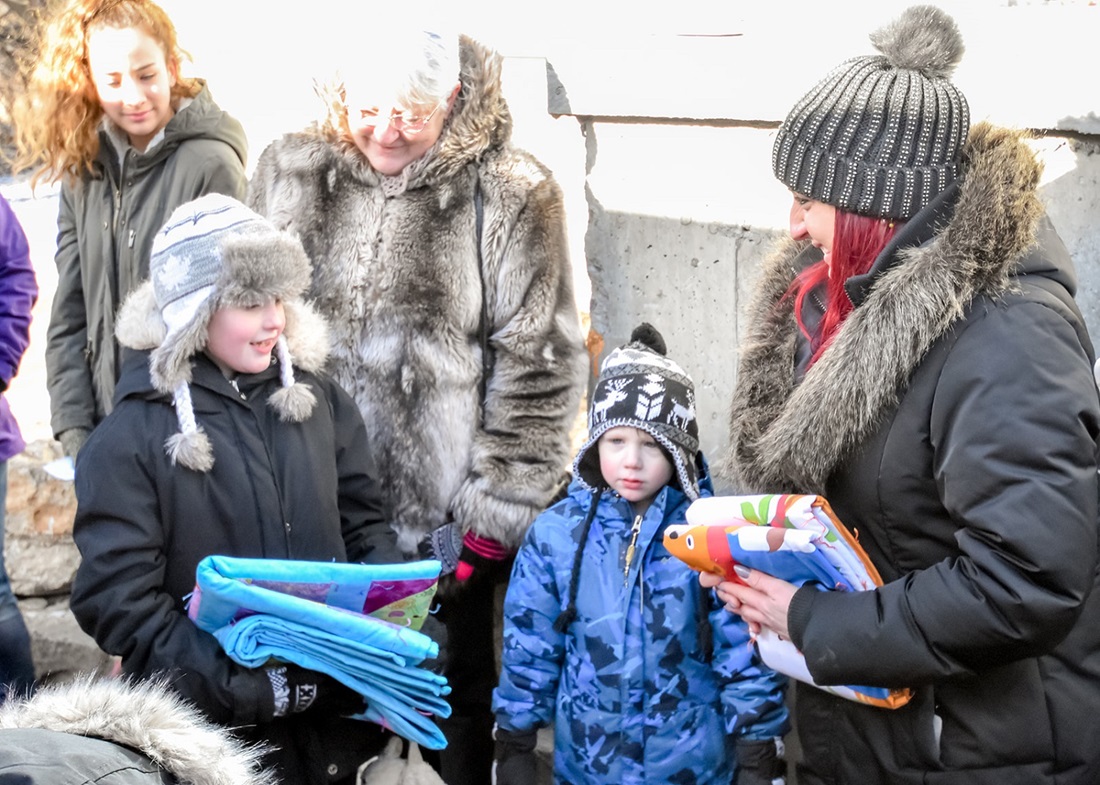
[725,123,1049,492]
[0,676,273,785]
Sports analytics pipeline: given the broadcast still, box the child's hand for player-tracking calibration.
[492,725,537,785]
[735,737,786,785]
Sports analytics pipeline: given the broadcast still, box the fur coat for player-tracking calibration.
[0,676,272,785]
[725,123,1100,784]
[248,37,585,553]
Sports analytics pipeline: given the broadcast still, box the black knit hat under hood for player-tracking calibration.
[574,323,700,500]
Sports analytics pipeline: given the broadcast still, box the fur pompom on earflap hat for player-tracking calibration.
[115,193,327,472]
[772,4,970,220]
[574,323,701,501]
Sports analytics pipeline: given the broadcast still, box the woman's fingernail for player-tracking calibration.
[734,565,751,580]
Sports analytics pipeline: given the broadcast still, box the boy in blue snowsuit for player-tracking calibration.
[492,324,789,784]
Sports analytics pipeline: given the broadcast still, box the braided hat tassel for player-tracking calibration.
[267,334,316,422]
[165,382,214,471]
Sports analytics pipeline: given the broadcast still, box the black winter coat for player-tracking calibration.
[70,351,398,784]
[727,124,1100,785]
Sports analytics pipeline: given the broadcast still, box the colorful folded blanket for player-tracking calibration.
[187,555,452,748]
[665,494,912,710]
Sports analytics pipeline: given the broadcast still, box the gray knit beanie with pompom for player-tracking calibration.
[772,4,970,220]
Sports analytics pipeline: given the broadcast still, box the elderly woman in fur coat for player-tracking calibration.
[247,27,586,783]
[707,6,1100,785]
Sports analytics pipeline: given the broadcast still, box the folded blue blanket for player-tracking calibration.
[188,555,451,749]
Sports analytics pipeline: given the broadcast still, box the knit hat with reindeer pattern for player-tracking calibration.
[574,323,700,500]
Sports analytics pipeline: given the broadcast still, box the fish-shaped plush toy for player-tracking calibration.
[664,495,876,592]
[664,493,911,710]
[663,517,750,582]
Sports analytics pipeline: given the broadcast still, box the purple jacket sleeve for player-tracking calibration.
[0,195,38,388]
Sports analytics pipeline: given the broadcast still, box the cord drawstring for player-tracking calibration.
[553,489,602,633]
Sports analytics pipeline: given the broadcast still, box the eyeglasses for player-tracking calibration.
[356,104,442,136]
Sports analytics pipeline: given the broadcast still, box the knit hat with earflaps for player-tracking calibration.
[556,324,709,651]
[574,323,701,501]
[114,193,330,472]
[772,5,969,220]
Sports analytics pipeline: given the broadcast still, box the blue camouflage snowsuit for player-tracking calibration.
[493,471,789,784]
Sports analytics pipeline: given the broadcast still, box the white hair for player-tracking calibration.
[337,27,460,111]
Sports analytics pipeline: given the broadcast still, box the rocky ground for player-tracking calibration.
[7,441,113,683]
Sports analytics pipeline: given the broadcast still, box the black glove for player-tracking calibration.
[735,737,786,785]
[264,664,365,718]
[492,725,537,785]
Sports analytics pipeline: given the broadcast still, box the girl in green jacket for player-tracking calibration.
[12,0,247,459]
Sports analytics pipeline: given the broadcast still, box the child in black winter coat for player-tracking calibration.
[69,194,400,784]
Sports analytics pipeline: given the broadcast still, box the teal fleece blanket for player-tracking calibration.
[187,555,451,749]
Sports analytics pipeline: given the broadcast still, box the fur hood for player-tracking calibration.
[725,123,1046,492]
[0,676,273,785]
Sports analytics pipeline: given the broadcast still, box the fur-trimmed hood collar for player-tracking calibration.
[725,123,1052,493]
[326,35,511,194]
[0,676,273,785]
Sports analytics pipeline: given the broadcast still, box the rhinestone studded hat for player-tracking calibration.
[772,5,970,221]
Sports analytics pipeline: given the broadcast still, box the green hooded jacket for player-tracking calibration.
[46,82,247,439]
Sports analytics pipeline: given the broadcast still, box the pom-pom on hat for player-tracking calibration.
[114,193,330,472]
[574,323,701,501]
[772,4,970,220]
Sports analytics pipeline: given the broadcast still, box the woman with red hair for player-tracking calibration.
[712,5,1100,785]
